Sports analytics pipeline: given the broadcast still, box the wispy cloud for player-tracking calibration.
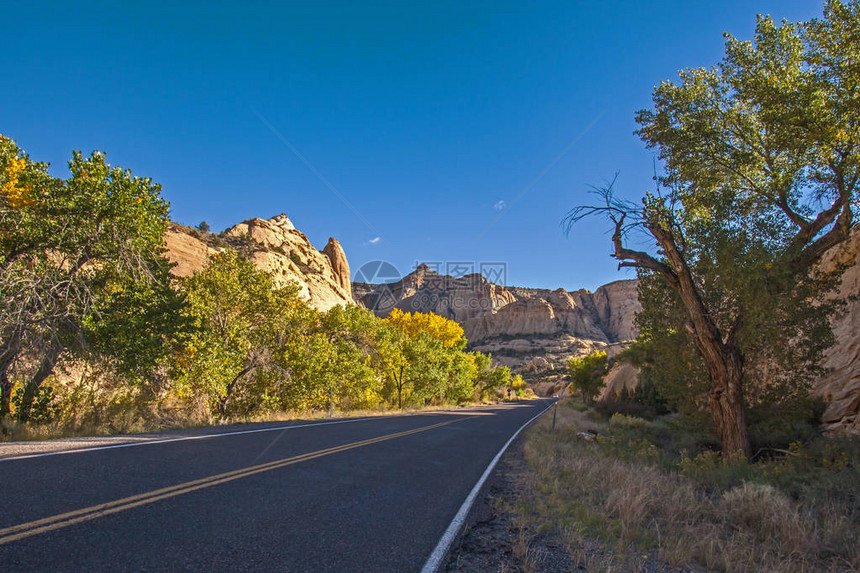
[366,236,382,245]
[493,200,507,211]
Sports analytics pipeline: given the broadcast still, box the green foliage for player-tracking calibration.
[176,251,305,419]
[622,280,709,420]
[11,383,57,425]
[277,304,382,412]
[567,351,608,405]
[510,374,527,398]
[83,262,191,382]
[0,135,174,421]
[472,352,512,399]
[633,263,831,438]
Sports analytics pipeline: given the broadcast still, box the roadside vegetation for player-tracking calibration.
[514,400,860,572]
[0,135,528,441]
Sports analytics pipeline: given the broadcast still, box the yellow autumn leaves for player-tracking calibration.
[1,154,34,208]
[383,308,465,348]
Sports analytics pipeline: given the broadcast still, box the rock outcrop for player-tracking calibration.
[462,282,638,343]
[164,214,353,311]
[815,227,860,434]
[163,228,219,278]
[600,363,642,400]
[354,265,641,384]
[352,264,517,323]
[323,238,352,299]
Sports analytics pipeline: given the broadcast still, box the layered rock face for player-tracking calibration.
[352,264,517,322]
[163,229,219,277]
[815,227,860,434]
[463,280,639,343]
[354,265,641,380]
[164,214,353,311]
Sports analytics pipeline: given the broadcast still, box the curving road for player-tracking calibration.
[0,400,551,572]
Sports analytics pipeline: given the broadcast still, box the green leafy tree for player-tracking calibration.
[567,2,859,458]
[402,332,452,406]
[280,305,381,412]
[472,352,512,400]
[0,136,173,420]
[373,322,409,408]
[510,374,527,398]
[379,310,475,408]
[177,251,304,420]
[446,351,478,405]
[567,351,608,406]
[83,267,190,383]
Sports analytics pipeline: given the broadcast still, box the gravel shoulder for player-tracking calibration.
[444,435,576,572]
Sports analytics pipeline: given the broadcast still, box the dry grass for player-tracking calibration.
[514,400,860,572]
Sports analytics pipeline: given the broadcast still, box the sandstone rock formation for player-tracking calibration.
[814,226,860,434]
[323,238,352,299]
[354,265,641,384]
[163,228,219,277]
[353,264,517,323]
[462,281,638,343]
[600,363,641,401]
[163,214,353,311]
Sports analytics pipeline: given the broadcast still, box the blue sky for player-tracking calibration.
[1,1,823,290]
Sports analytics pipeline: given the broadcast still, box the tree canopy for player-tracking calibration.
[567,351,608,406]
[0,135,175,420]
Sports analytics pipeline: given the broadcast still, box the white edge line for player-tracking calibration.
[420,399,556,573]
[0,417,376,462]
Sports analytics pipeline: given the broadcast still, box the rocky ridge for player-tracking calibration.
[164,214,352,311]
[353,265,641,382]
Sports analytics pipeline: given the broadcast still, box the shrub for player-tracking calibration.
[721,482,798,542]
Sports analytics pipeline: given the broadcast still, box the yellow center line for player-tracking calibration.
[0,416,474,545]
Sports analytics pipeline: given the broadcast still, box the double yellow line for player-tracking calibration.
[0,416,473,545]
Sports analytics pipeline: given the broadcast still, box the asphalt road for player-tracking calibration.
[0,400,551,572]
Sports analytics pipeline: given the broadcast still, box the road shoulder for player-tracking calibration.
[443,434,576,572]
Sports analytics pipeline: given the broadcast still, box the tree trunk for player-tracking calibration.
[652,225,753,460]
[682,305,752,460]
[217,366,253,422]
[17,346,61,423]
[708,362,751,461]
[0,338,22,419]
[397,365,404,410]
[0,370,13,419]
